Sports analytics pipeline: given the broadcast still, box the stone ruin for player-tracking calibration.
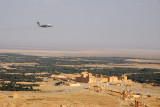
[75,72,128,83]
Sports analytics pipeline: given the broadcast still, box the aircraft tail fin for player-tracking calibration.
[37,22,40,27]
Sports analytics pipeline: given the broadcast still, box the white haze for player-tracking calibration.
[0,0,160,51]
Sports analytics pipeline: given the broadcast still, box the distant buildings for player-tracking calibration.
[51,71,129,84]
[76,72,128,83]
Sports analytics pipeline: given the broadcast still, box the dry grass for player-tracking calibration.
[0,91,119,107]
[0,77,160,107]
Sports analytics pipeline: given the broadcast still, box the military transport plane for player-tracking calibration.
[37,22,52,28]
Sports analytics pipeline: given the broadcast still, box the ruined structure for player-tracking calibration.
[75,72,91,83]
[135,100,145,107]
[76,72,128,83]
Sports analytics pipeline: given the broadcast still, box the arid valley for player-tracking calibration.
[1,0,160,106]
[0,49,160,107]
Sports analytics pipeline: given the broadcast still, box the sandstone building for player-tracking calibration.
[76,72,128,83]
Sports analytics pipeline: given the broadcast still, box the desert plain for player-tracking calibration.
[0,49,160,107]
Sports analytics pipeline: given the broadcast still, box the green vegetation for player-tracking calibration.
[55,66,160,86]
[87,67,160,76]
[0,73,43,82]
[0,53,160,89]
[0,83,40,91]
[128,73,160,86]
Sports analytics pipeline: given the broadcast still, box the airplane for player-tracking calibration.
[37,22,53,28]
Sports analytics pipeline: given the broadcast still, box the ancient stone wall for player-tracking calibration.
[75,72,128,83]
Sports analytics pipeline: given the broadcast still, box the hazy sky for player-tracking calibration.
[0,0,160,50]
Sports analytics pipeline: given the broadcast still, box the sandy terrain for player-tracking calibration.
[0,77,160,107]
[0,49,160,107]
[0,77,126,107]
[125,59,160,63]
[0,49,160,59]
[0,90,125,107]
